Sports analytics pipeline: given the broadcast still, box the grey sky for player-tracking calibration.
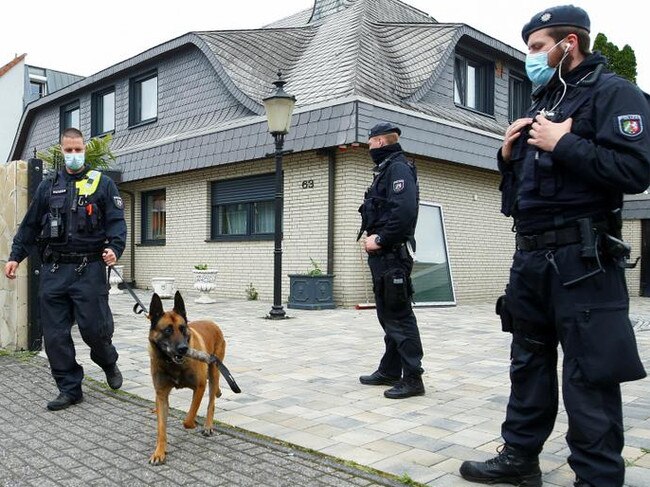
[2,0,648,92]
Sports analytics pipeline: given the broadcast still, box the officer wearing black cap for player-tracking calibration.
[4,128,127,411]
[357,122,425,399]
[460,5,649,487]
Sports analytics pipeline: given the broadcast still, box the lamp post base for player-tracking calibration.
[268,305,287,319]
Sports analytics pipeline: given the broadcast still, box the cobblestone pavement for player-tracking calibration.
[5,292,650,486]
[0,355,405,487]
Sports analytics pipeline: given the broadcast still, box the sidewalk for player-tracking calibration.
[7,292,650,486]
[0,354,405,487]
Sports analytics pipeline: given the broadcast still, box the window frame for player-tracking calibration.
[29,80,47,98]
[453,51,494,115]
[209,174,278,242]
[508,73,533,123]
[129,70,158,127]
[140,188,166,246]
[412,201,456,306]
[59,100,80,134]
[91,87,116,136]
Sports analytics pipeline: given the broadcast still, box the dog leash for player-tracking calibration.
[185,348,241,393]
[108,265,149,315]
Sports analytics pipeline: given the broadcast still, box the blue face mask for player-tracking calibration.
[525,39,565,86]
[64,152,85,171]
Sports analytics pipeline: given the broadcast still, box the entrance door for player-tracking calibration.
[412,202,456,305]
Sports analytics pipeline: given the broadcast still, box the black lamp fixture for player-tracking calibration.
[263,71,296,319]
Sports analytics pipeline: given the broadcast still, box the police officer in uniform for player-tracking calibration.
[460,5,649,487]
[357,122,425,399]
[4,128,127,411]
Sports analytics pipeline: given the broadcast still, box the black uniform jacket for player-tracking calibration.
[362,143,418,249]
[9,167,127,263]
[499,52,650,232]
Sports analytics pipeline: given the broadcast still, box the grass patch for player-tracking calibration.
[398,472,421,485]
[642,447,650,454]
[0,349,39,361]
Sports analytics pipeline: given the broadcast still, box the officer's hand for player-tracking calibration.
[528,115,572,153]
[102,248,117,266]
[4,261,19,280]
[365,234,381,253]
[502,117,533,162]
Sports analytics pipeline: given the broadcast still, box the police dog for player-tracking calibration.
[148,291,236,465]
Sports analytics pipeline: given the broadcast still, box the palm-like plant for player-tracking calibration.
[37,134,116,171]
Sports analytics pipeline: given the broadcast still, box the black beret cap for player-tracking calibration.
[368,122,401,138]
[522,5,590,43]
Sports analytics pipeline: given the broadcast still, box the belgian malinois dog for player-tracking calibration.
[148,291,239,465]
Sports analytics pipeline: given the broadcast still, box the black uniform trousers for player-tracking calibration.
[501,243,634,486]
[39,259,118,400]
[368,250,424,379]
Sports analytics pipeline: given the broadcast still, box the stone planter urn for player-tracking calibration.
[108,265,124,295]
[151,277,176,299]
[193,269,218,304]
[288,274,335,310]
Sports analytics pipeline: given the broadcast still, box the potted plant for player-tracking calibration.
[288,258,335,310]
[193,264,218,304]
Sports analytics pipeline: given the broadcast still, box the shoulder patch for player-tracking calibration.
[392,179,405,193]
[617,114,644,137]
[113,196,124,209]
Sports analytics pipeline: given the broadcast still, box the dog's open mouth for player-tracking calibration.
[172,354,186,364]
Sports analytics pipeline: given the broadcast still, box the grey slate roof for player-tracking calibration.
[10,0,523,180]
[196,0,520,133]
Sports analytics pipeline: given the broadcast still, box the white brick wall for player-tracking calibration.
[119,148,645,307]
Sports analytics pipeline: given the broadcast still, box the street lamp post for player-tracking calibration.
[263,72,296,319]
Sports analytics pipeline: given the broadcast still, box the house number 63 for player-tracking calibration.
[301,180,314,189]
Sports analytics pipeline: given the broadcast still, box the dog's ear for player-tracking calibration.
[173,291,188,323]
[149,293,164,329]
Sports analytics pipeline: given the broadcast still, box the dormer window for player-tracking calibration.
[454,52,494,115]
[509,74,532,122]
[28,66,47,98]
[129,70,158,127]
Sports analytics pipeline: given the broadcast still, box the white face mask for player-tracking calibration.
[525,38,567,86]
[64,152,85,171]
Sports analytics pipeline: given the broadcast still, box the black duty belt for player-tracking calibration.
[516,226,582,251]
[45,251,103,264]
[373,243,410,259]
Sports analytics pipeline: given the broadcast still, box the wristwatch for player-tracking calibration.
[374,234,383,246]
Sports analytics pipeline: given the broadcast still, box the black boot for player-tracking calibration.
[383,376,425,399]
[47,393,83,411]
[359,370,400,386]
[103,363,123,390]
[459,444,542,486]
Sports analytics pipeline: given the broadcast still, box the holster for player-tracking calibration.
[496,294,514,333]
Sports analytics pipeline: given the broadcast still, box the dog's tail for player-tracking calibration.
[186,348,242,393]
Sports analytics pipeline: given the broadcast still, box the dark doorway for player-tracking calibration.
[641,219,650,297]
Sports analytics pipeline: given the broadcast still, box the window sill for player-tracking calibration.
[137,240,166,247]
[206,234,275,242]
[453,103,496,120]
[128,117,157,129]
[91,129,115,138]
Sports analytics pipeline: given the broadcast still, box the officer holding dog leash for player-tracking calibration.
[4,128,126,411]
[460,5,650,487]
[357,122,425,400]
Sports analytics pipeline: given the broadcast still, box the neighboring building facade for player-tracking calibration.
[0,54,83,162]
[8,0,643,306]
